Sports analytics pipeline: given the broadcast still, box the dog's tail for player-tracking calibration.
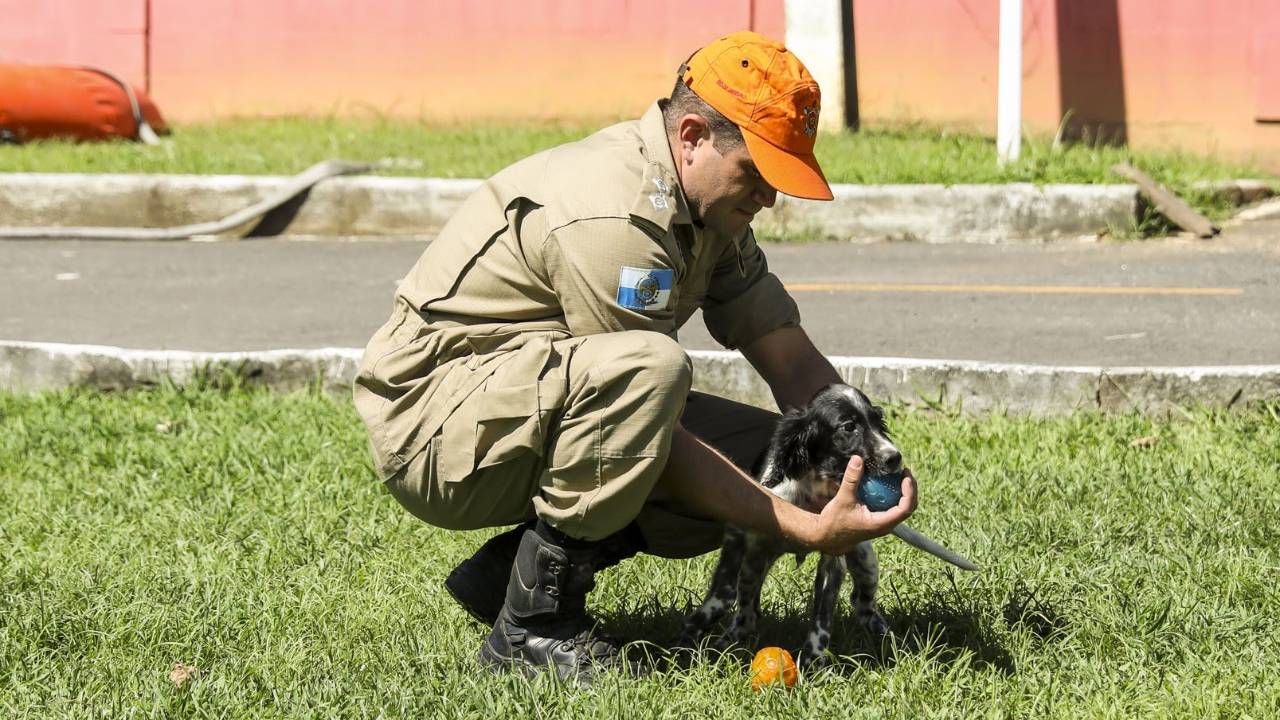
[891,524,979,571]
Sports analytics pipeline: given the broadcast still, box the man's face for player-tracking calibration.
[677,125,779,237]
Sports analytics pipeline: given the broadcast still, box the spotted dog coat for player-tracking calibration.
[680,384,904,666]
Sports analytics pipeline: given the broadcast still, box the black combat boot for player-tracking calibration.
[444,521,533,625]
[478,520,645,685]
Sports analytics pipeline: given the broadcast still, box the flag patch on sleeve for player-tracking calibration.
[616,266,673,311]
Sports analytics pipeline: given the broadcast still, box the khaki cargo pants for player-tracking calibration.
[384,330,777,559]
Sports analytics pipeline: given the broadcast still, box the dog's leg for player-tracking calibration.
[678,528,747,646]
[846,541,890,639]
[720,540,778,649]
[799,553,846,668]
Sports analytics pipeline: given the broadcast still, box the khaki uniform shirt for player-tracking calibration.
[355,101,800,481]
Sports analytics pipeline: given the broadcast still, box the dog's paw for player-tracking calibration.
[798,648,834,671]
[709,633,738,653]
[674,626,707,649]
[858,609,891,639]
[715,624,756,652]
[799,628,834,670]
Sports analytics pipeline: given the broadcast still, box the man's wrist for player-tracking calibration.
[783,506,823,550]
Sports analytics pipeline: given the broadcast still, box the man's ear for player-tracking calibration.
[773,409,820,480]
[676,113,710,161]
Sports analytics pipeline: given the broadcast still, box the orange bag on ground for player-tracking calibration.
[0,64,167,143]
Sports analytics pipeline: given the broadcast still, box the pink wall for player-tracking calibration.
[2,0,781,121]
[1250,0,1280,121]
[854,0,1280,166]
[146,0,783,122]
[0,0,148,88]
[4,0,1276,167]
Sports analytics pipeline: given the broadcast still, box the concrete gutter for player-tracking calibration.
[4,341,1276,416]
[0,172,1146,242]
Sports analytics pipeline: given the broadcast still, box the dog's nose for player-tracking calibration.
[883,449,903,472]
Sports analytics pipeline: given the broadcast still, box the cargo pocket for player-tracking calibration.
[438,405,479,483]
[435,334,571,483]
[474,376,568,470]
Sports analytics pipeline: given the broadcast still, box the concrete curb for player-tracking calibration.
[0,342,363,397]
[755,182,1138,242]
[0,173,482,238]
[4,341,1276,415]
[1,172,1142,242]
[1192,178,1276,206]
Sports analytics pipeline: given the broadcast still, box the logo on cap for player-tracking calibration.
[802,105,819,138]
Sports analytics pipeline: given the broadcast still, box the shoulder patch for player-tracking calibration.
[617,266,674,311]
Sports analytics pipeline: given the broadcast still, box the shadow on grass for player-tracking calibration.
[870,601,1016,675]
[438,584,1076,686]
[600,584,1045,679]
[1001,581,1071,643]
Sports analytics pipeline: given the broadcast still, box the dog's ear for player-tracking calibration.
[772,409,821,480]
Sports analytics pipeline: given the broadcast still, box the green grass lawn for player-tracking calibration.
[2,387,1278,718]
[2,116,1270,195]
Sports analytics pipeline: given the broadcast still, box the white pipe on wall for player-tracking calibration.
[785,0,846,131]
[997,0,1023,164]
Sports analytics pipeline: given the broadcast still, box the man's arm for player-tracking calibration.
[741,325,840,412]
[656,425,915,555]
[654,323,918,554]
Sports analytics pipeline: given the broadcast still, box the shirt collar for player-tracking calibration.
[630,101,694,232]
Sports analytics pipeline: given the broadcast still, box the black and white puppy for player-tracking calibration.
[680,383,977,666]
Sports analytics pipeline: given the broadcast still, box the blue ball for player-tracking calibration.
[857,471,905,512]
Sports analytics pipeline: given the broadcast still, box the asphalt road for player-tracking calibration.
[3,218,1277,366]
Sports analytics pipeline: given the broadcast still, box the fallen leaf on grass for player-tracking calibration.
[169,662,200,688]
[155,422,172,434]
[1129,436,1159,448]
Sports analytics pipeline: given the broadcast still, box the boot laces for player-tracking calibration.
[558,627,622,665]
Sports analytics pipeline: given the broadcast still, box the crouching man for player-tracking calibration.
[353,31,916,685]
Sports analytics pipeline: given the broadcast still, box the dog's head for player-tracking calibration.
[766,384,903,488]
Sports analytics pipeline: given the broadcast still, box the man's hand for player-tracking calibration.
[807,456,917,555]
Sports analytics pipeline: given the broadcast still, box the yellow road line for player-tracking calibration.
[784,282,1244,296]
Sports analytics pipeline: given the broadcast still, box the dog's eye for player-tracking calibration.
[840,421,859,434]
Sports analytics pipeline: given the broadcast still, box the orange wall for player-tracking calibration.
[854,0,1280,167]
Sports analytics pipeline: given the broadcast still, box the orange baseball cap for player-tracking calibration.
[680,31,833,201]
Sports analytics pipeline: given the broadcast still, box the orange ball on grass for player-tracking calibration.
[750,646,798,691]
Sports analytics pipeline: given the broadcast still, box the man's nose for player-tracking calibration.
[754,182,778,209]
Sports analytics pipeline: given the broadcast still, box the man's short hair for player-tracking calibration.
[661,79,745,153]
